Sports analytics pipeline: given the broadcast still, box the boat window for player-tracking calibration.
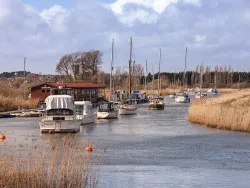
[98,103,110,112]
[47,109,74,116]
[75,105,83,115]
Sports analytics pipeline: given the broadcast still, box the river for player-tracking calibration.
[1,96,250,188]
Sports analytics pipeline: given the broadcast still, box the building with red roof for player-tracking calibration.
[30,82,105,103]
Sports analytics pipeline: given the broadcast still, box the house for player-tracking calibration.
[30,82,105,103]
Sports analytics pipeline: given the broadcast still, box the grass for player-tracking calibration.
[188,90,250,132]
[0,78,38,112]
[0,136,101,188]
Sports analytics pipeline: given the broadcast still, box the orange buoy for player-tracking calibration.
[97,116,101,120]
[49,130,55,134]
[85,145,93,152]
[148,106,150,110]
[0,135,6,140]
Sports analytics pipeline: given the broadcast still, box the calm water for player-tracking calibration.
[1,97,250,188]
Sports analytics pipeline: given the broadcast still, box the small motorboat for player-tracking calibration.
[148,97,165,110]
[75,101,96,125]
[39,95,81,133]
[97,102,118,119]
[169,93,176,98]
[118,100,137,115]
[195,92,208,99]
[212,89,218,95]
[175,93,190,103]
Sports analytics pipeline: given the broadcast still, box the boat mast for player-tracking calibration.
[200,62,203,92]
[110,39,114,101]
[145,60,148,95]
[183,47,187,90]
[158,48,161,96]
[152,66,154,96]
[128,37,132,94]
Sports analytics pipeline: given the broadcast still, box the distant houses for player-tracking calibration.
[30,82,105,103]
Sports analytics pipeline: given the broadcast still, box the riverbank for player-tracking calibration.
[0,136,99,187]
[188,90,250,132]
[0,80,37,112]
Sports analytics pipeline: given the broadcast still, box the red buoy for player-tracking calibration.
[85,145,93,152]
[0,135,6,140]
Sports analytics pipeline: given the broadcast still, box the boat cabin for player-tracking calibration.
[98,102,116,112]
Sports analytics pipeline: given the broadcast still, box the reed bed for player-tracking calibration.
[0,136,100,188]
[188,90,250,132]
[0,79,37,112]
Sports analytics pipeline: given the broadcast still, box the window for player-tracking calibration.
[47,109,74,116]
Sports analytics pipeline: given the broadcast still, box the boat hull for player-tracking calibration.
[39,120,81,133]
[175,97,190,103]
[169,95,175,98]
[97,111,118,119]
[118,108,137,115]
[148,103,165,110]
[82,114,96,125]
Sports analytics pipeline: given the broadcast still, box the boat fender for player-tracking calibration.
[86,145,93,152]
[0,135,6,140]
[97,116,101,120]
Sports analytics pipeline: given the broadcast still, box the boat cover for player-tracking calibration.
[45,95,74,110]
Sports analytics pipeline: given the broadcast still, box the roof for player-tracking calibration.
[45,95,74,110]
[31,82,105,89]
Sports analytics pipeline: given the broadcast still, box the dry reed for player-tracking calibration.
[0,136,101,188]
[188,90,250,132]
[0,79,37,112]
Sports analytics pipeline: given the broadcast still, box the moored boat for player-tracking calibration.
[169,93,176,98]
[148,96,165,110]
[118,100,137,115]
[75,101,96,125]
[97,102,118,119]
[175,93,190,103]
[39,95,81,133]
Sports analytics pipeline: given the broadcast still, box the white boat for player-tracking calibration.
[97,102,118,119]
[118,101,137,115]
[39,95,81,133]
[175,93,190,103]
[169,93,176,98]
[75,101,96,125]
[195,92,208,99]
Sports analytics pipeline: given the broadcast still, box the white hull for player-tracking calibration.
[82,114,96,124]
[175,97,190,103]
[39,120,81,133]
[97,111,118,119]
[169,94,175,98]
[118,108,137,115]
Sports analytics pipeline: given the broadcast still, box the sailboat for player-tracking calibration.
[148,49,165,110]
[97,39,118,119]
[118,37,137,115]
[175,47,190,103]
[195,63,207,99]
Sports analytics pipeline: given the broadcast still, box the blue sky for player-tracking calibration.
[0,0,250,74]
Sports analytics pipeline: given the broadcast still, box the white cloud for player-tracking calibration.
[1,0,250,73]
[109,0,201,25]
[119,9,158,26]
[194,35,206,42]
[40,5,70,33]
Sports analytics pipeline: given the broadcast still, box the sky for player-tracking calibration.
[0,0,250,74]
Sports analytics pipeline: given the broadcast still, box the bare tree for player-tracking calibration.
[56,50,103,83]
[56,55,74,81]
